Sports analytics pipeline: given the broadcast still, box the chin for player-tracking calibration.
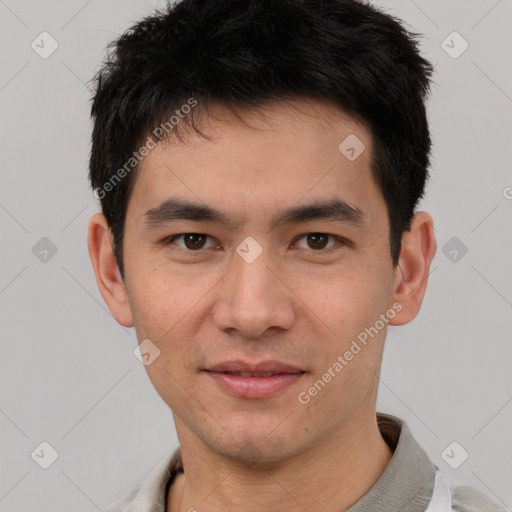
[211,431,307,467]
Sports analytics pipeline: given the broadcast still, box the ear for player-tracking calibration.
[87,212,134,327]
[388,211,437,326]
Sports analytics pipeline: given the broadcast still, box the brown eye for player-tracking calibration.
[183,234,207,250]
[294,233,338,251]
[306,233,329,250]
[167,233,215,251]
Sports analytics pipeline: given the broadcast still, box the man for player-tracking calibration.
[87,0,505,510]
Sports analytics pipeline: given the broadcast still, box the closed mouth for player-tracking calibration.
[207,370,305,378]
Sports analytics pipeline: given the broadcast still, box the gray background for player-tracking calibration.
[1,0,511,510]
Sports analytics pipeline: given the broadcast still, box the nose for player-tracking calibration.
[212,249,295,339]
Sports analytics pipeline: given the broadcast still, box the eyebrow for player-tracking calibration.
[142,197,365,230]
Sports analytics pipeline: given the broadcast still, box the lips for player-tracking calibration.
[219,371,285,377]
[205,370,306,399]
[203,360,306,398]
[205,360,304,374]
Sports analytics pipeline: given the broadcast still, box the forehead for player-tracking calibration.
[127,99,383,228]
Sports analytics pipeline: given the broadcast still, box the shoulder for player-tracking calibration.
[102,448,182,512]
[451,483,508,512]
[102,490,137,512]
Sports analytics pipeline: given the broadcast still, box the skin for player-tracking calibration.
[88,98,436,512]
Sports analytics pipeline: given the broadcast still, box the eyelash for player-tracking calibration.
[163,233,349,252]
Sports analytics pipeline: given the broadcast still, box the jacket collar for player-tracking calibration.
[123,413,437,512]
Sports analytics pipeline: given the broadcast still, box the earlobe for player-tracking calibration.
[388,211,437,326]
[87,213,134,327]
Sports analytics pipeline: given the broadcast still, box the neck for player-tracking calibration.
[168,409,393,512]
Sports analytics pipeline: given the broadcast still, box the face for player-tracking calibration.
[112,100,402,463]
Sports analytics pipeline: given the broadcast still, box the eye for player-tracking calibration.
[164,232,348,253]
[165,233,219,251]
[292,233,345,251]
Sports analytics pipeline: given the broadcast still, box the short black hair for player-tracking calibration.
[88,0,434,280]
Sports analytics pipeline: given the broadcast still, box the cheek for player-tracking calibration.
[307,266,392,382]
[308,279,386,404]
[126,268,193,367]
[315,269,385,331]
[127,265,211,367]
